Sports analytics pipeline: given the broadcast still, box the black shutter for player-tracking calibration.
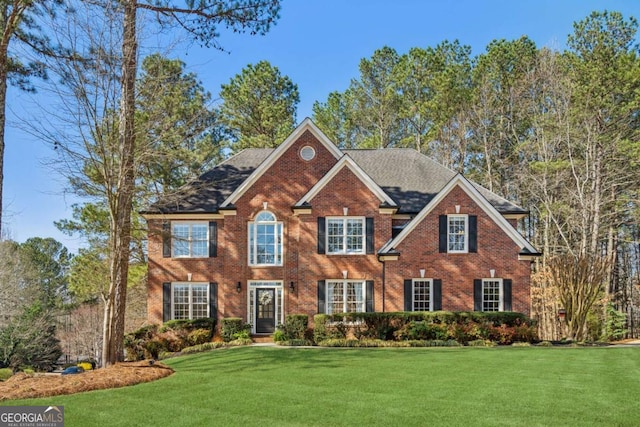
[162,282,172,322]
[162,221,171,258]
[433,279,442,311]
[439,215,447,253]
[209,282,218,319]
[469,215,478,253]
[503,279,512,311]
[366,218,374,254]
[317,217,326,254]
[209,222,218,258]
[317,280,326,313]
[366,280,374,312]
[404,279,413,311]
[473,279,482,311]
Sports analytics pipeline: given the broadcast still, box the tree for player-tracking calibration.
[0,0,63,237]
[220,60,299,151]
[39,0,280,367]
[469,36,538,198]
[19,237,71,309]
[0,305,62,371]
[0,240,39,326]
[350,46,404,148]
[312,90,359,148]
[137,53,225,192]
[549,254,609,341]
[394,41,473,169]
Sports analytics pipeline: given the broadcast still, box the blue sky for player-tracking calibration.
[4,0,639,253]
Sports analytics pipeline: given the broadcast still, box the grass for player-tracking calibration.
[3,346,640,426]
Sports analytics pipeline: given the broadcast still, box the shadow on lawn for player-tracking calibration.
[166,345,462,374]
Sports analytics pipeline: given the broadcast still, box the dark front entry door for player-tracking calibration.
[255,288,276,333]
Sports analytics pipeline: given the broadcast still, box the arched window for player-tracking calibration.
[248,211,283,266]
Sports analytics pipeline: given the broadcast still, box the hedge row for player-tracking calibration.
[311,311,537,346]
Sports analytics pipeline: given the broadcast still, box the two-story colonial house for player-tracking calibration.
[142,119,539,334]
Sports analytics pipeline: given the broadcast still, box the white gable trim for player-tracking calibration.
[221,118,344,207]
[379,174,537,254]
[295,154,397,207]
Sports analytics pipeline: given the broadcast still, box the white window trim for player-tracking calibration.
[172,221,209,258]
[447,214,468,254]
[412,278,433,312]
[247,281,284,334]
[326,279,366,314]
[326,216,366,255]
[481,278,503,312]
[171,282,209,320]
[248,211,283,266]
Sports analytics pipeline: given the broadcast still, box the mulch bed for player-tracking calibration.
[0,361,174,401]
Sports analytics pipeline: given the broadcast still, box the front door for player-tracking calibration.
[255,288,276,333]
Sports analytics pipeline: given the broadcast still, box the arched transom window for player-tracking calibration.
[248,211,283,266]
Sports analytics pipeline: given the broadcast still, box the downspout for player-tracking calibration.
[381,259,386,312]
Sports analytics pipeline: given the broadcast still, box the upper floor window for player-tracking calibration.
[172,222,208,258]
[439,214,477,254]
[248,211,283,266]
[327,217,365,254]
[448,214,468,253]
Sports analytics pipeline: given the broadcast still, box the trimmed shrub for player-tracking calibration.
[0,368,13,381]
[277,314,310,341]
[313,315,349,343]
[394,321,450,341]
[221,318,251,342]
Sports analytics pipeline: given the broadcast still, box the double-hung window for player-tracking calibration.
[482,279,502,312]
[327,217,365,254]
[172,283,209,320]
[447,215,468,253]
[248,211,283,266]
[412,279,433,311]
[326,280,365,314]
[172,222,208,258]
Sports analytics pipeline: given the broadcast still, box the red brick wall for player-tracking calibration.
[146,131,532,325]
[383,185,531,315]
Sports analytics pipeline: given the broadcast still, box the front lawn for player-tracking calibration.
[3,346,639,426]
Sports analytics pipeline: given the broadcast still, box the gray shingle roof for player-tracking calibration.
[143,147,526,215]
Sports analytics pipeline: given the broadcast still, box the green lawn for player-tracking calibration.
[3,346,640,426]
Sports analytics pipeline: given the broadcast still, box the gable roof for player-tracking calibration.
[296,154,397,207]
[220,118,343,208]
[142,119,528,216]
[379,174,538,255]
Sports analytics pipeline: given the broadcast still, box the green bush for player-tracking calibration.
[394,321,450,341]
[187,328,212,346]
[221,318,251,342]
[313,315,349,343]
[311,312,537,346]
[125,319,217,361]
[276,314,310,341]
[0,368,13,381]
[273,330,286,342]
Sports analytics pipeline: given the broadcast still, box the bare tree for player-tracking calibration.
[549,254,610,341]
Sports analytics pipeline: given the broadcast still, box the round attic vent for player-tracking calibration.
[300,145,316,161]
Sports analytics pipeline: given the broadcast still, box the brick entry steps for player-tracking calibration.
[251,335,274,344]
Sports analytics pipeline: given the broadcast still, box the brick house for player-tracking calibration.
[142,118,539,334]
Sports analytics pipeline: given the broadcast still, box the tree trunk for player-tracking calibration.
[102,0,137,367]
